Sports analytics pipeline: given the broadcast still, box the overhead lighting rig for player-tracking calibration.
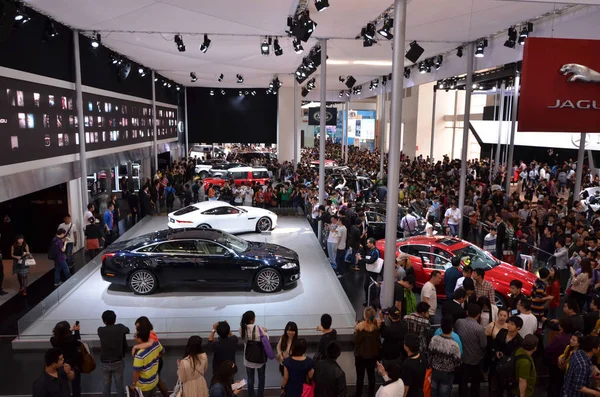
[504,27,517,48]
[267,75,282,95]
[236,74,244,83]
[377,17,394,40]
[519,22,533,45]
[273,38,283,56]
[293,38,304,54]
[345,76,356,88]
[434,55,443,70]
[287,10,317,43]
[174,35,186,52]
[261,37,271,55]
[315,0,329,12]
[456,46,464,58]
[360,23,377,47]
[217,74,224,82]
[294,43,324,84]
[475,38,488,58]
[200,34,211,53]
[43,19,58,41]
[91,32,101,49]
[14,3,30,25]
[138,67,146,77]
[404,67,411,79]
[190,72,197,82]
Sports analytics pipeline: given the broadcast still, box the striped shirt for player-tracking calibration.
[483,234,496,255]
[133,341,164,391]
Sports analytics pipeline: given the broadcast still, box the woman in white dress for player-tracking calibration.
[177,335,209,397]
[425,215,435,237]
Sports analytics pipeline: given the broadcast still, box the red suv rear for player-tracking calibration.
[203,167,270,189]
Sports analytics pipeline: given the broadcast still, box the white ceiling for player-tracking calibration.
[25,0,569,90]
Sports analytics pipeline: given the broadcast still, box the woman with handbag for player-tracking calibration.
[11,235,30,296]
[277,322,298,376]
[177,336,209,397]
[282,339,314,397]
[51,321,82,397]
[240,311,268,397]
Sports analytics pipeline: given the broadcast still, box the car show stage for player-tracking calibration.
[13,216,356,349]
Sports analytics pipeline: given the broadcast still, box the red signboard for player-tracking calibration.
[519,38,600,133]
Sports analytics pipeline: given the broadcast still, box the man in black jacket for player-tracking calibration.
[313,341,346,397]
[442,287,467,325]
[495,213,506,260]
[97,310,129,397]
[380,308,408,362]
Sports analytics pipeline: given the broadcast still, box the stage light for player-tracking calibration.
[190,72,197,82]
[251,91,256,96]
[382,76,387,86]
[372,79,379,88]
[504,27,517,49]
[91,32,101,48]
[138,67,146,77]
[174,35,186,52]
[339,76,345,83]
[176,86,180,91]
[472,83,479,90]
[168,83,172,88]
[404,67,411,79]
[221,89,226,95]
[239,91,243,96]
[210,90,214,96]
[163,81,167,87]
[301,88,309,97]
[345,76,356,89]
[519,22,533,45]
[261,39,270,55]
[378,17,393,40]
[456,46,463,58]
[438,80,445,89]
[450,80,456,89]
[236,74,244,83]
[217,74,223,82]
[14,4,30,24]
[405,41,424,63]
[475,39,488,58]
[346,91,350,97]
[293,38,304,54]
[339,91,343,97]
[43,19,58,41]
[363,36,375,47]
[245,91,249,95]
[419,62,426,74]
[154,77,158,82]
[434,55,443,70]
[274,38,283,56]
[364,23,376,40]
[315,0,329,12]
[200,34,211,53]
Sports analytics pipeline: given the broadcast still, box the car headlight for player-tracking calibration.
[281,262,298,269]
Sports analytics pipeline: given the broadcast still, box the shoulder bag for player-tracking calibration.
[258,327,275,360]
[79,341,97,373]
[244,326,267,364]
[366,258,384,274]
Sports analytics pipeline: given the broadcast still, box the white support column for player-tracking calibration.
[318,40,327,241]
[494,82,505,177]
[429,87,437,164]
[294,79,299,171]
[344,103,349,164]
[574,133,586,196]
[382,0,407,309]
[458,42,474,239]
[342,101,347,164]
[151,71,158,174]
[73,31,88,213]
[184,87,189,158]
[505,72,520,194]
[379,87,385,178]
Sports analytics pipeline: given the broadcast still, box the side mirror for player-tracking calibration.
[224,250,234,258]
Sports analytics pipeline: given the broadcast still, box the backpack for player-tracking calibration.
[405,289,417,315]
[48,238,57,260]
[495,353,528,389]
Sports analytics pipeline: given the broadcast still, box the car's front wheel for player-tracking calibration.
[253,268,282,293]
[495,292,507,309]
[128,269,158,295]
[199,171,208,179]
[198,223,212,229]
[256,217,272,232]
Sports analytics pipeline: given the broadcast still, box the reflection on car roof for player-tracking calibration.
[192,201,231,210]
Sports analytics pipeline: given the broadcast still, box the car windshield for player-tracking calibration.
[451,244,499,270]
[217,232,249,252]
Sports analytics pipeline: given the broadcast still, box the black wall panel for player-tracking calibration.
[187,88,277,144]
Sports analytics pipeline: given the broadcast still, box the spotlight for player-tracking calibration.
[404,67,411,79]
[369,81,374,91]
[174,35,186,52]
[364,23,376,40]
[339,91,343,98]
[163,81,167,87]
[43,19,58,41]
[273,38,283,56]
[168,83,172,88]
[236,74,244,83]
[14,4,30,24]
[472,83,479,90]
[91,32,101,49]
[345,91,351,98]
[475,38,488,58]
[293,38,304,54]
[405,41,424,63]
[154,77,158,82]
[438,80,445,89]
[176,86,180,91]
[293,10,316,42]
[449,80,456,89]
[190,72,197,82]
[504,27,517,49]
[315,0,329,12]
[251,91,256,96]
[456,46,463,58]
[372,79,379,88]
[434,55,443,70]
[261,38,270,56]
[239,91,243,96]
[245,91,249,95]
[345,76,356,89]
[382,76,387,86]
[138,67,146,77]
[210,90,215,96]
[200,34,211,53]
[301,88,309,97]
[339,76,346,83]
[378,17,394,40]
[519,22,533,45]
[419,62,426,74]
[221,89,226,95]
[217,74,224,82]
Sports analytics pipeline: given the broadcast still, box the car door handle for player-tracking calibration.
[197,258,208,263]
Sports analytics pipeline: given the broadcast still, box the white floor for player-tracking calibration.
[17,216,356,343]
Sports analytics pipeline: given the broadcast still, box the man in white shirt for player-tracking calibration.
[400,209,418,238]
[516,297,538,337]
[421,270,443,323]
[83,203,95,228]
[58,214,77,269]
[333,215,347,278]
[444,201,461,237]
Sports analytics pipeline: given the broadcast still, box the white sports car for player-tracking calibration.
[168,201,278,233]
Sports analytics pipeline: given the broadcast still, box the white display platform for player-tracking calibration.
[13,216,356,349]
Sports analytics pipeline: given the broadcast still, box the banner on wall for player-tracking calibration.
[347,119,375,140]
[519,37,600,132]
[308,107,338,126]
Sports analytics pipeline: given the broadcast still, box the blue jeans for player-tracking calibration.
[327,242,337,269]
[102,360,125,397]
[246,366,266,397]
[431,370,454,397]
[449,224,458,237]
[336,249,347,275]
[54,259,71,285]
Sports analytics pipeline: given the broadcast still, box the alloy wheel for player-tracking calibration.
[130,270,156,294]
[257,217,271,232]
[256,269,280,292]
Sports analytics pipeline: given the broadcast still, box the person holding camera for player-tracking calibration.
[52,229,71,287]
[357,238,380,307]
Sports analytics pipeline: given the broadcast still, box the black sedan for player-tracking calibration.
[101,229,300,295]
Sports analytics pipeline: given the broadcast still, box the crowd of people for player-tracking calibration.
[29,141,600,397]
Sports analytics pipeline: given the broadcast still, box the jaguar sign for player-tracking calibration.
[519,38,600,132]
[308,107,337,126]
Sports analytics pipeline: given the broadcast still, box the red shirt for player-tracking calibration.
[547,280,561,309]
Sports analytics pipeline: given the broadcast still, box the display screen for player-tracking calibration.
[0,75,178,166]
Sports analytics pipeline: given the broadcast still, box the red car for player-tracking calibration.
[376,235,537,308]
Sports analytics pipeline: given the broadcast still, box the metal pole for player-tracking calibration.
[379,86,386,178]
[429,87,437,164]
[73,31,88,213]
[151,71,158,175]
[458,42,474,239]
[504,89,513,168]
[342,101,347,165]
[184,87,189,159]
[574,133,586,196]
[344,103,349,164]
[294,79,299,171]
[318,39,327,241]
[451,90,459,159]
[494,82,505,177]
[505,72,520,194]
[382,0,407,309]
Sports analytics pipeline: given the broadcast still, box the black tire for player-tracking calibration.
[128,269,158,295]
[253,268,283,293]
[495,292,507,309]
[256,216,272,232]
[198,223,212,229]
[199,171,208,179]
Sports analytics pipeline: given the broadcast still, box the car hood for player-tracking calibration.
[242,242,298,261]
[485,261,537,294]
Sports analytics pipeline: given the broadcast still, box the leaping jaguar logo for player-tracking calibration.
[313,111,333,122]
[560,63,600,83]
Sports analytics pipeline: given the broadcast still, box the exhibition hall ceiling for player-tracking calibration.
[26,0,570,89]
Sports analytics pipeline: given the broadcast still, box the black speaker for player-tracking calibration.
[0,1,16,44]
[345,76,356,89]
[405,41,424,64]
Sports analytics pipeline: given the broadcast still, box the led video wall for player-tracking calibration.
[0,75,178,166]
